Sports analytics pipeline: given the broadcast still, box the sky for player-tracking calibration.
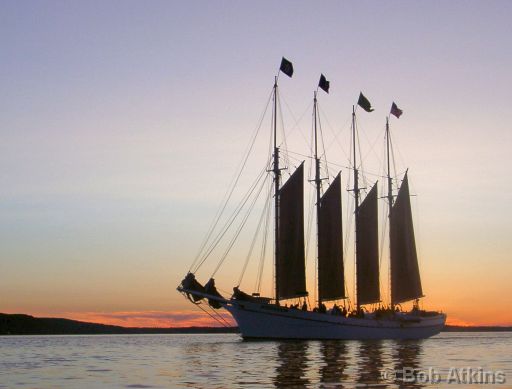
[1,1,511,327]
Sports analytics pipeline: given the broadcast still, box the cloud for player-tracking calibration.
[446,317,475,327]
[59,309,235,328]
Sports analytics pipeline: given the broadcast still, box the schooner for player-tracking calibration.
[178,58,446,339]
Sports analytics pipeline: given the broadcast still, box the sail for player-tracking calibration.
[277,163,307,299]
[390,173,423,304]
[356,183,380,305]
[318,173,345,301]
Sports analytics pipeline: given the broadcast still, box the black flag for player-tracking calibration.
[357,92,374,112]
[390,102,403,118]
[319,74,330,93]
[279,57,294,78]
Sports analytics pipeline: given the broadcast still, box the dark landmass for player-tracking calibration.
[0,313,238,335]
[1,313,511,335]
[443,325,512,332]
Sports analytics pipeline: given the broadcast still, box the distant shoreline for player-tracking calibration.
[1,313,510,335]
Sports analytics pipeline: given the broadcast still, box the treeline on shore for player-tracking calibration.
[0,313,238,335]
[1,313,510,335]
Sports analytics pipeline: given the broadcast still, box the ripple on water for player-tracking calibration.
[86,369,112,372]
[1,333,511,389]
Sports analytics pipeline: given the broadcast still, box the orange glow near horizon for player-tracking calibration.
[4,309,510,328]
[37,310,235,328]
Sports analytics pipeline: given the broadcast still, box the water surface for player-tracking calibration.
[1,332,510,388]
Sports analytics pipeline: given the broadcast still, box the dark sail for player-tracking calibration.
[277,163,307,300]
[390,173,423,304]
[318,173,345,301]
[356,183,380,305]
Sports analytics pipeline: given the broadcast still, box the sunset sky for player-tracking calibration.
[1,1,511,328]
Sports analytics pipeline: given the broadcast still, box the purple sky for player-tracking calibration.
[1,1,511,325]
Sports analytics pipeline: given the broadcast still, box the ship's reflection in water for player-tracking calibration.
[319,341,348,388]
[274,341,310,388]
[393,340,424,388]
[357,340,385,387]
[272,337,424,388]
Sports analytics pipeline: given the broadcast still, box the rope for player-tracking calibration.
[317,105,330,181]
[189,90,273,273]
[211,167,269,277]
[237,178,273,286]
[193,162,270,273]
[210,305,232,327]
[195,301,229,328]
[255,179,272,294]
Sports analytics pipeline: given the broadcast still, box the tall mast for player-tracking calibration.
[273,77,281,304]
[386,117,394,310]
[313,91,322,306]
[386,117,393,209]
[352,105,361,312]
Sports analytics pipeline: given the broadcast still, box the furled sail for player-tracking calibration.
[356,183,380,305]
[277,162,307,300]
[390,172,423,304]
[318,173,345,301]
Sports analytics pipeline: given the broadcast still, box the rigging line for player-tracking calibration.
[190,93,272,272]
[389,134,401,193]
[197,163,269,272]
[389,126,407,177]
[211,168,269,277]
[346,107,357,301]
[317,105,330,181]
[411,179,424,280]
[255,178,272,293]
[280,93,314,156]
[267,98,274,174]
[344,192,355,304]
[355,115,368,191]
[324,160,351,173]
[286,153,305,165]
[209,304,233,327]
[305,178,315,270]
[271,182,276,301]
[189,90,274,272]
[378,194,388,304]
[237,177,273,287]
[321,126,396,180]
[195,302,222,325]
[323,159,387,180]
[309,180,316,304]
[193,162,270,273]
[305,106,316,268]
[378,152,391,305]
[322,108,352,158]
[277,91,291,173]
[359,123,387,169]
[194,161,269,272]
[305,115,315,267]
[194,301,228,327]
[286,149,315,161]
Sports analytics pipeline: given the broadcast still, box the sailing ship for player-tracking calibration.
[178,58,446,339]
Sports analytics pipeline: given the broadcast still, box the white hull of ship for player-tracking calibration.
[224,300,445,340]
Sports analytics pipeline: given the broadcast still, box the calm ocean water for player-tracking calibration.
[0,332,511,388]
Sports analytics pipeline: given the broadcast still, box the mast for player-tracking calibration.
[313,91,322,306]
[386,117,395,310]
[352,105,361,312]
[273,76,281,304]
[386,118,393,210]
[316,77,345,304]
